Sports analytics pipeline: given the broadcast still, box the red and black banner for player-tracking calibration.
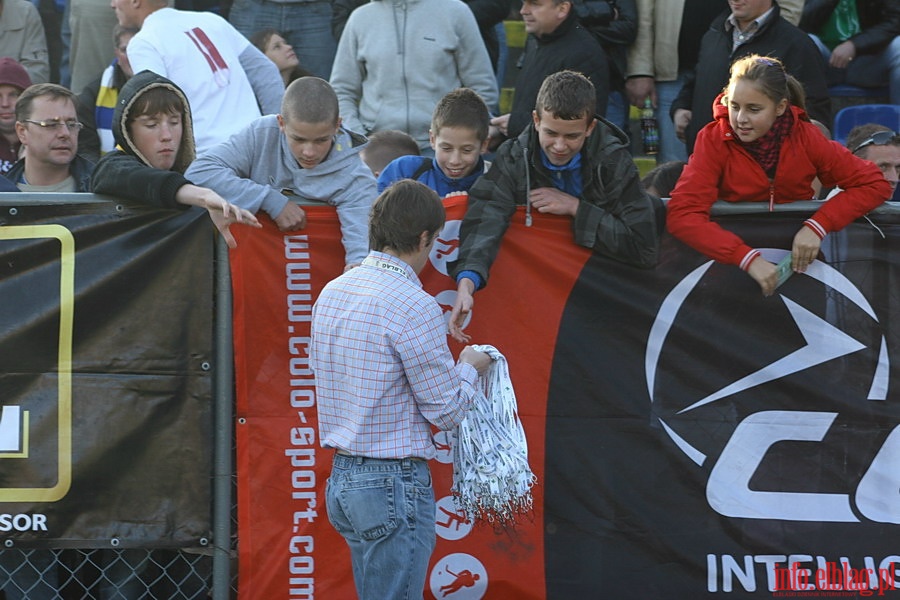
[0,200,213,548]
[231,200,900,598]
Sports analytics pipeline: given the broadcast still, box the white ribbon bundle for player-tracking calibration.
[451,345,537,526]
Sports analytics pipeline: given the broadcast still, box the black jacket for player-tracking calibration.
[90,71,195,209]
[672,1,831,153]
[449,115,659,287]
[572,0,637,87]
[508,11,610,139]
[799,0,900,56]
[5,155,95,192]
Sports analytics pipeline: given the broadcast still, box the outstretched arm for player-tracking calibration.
[175,184,261,248]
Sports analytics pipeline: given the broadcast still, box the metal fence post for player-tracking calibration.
[213,237,235,599]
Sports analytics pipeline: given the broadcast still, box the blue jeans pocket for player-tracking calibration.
[327,475,398,541]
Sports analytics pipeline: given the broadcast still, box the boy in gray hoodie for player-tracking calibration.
[186,77,376,269]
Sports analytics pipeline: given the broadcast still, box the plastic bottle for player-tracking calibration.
[641,98,659,155]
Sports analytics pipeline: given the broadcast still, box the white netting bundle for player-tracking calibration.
[451,345,537,526]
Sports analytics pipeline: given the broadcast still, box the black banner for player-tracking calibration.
[0,199,213,548]
[545,214,900,598]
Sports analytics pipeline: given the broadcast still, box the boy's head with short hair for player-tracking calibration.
[279,77,342,169]
[429,88,490,180]
[361,129,420,177]
[370,179,445,269]
[531,70,596,166]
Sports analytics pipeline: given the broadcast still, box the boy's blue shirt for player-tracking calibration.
[377,155,486,197]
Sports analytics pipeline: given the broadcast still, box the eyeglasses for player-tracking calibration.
[22,119,84,132]
[852,130,900,154]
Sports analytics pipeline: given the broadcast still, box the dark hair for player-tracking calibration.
[641,160,686,198]
[847,123,898,156]
[431,88,490,142]
[535,70,596,121]
[113,24,139,49]
[282,77,339,125]
[15,83,78,122]
[369,179,445,254]
[726,55,806,110]
[126,86,184,126]
[363,130,420,175]
[249,28,280,53]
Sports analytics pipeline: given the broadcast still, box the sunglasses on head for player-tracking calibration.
[851,130,900,155]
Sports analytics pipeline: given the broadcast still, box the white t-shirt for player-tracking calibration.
[127,8,262,153]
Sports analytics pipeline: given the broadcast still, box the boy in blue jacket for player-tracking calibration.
[377,88,490,198]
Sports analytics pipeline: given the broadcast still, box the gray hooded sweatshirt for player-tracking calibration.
[186,115,376,265]
[329,0,499,151]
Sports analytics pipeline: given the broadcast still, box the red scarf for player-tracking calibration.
[736,109,794,177]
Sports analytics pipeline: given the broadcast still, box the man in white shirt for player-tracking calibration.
[110,0,284,153]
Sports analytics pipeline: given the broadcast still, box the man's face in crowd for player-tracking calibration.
[0,84,22,136]
[532,109,595,166]
[861,143,900,193]
[729,0,773,29]
[278,115,339,169]
[110,0,140,29]
[16,96,79,168]
[115,32,136,78]
[520,0,569,37]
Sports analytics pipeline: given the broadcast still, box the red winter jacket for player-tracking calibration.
[667,94,891,268]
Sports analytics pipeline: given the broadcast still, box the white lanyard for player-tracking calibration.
[362,256,409,279]
[451,345,536,525]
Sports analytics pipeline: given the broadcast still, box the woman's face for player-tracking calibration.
[727,79,787,144]
[264,34,299,73]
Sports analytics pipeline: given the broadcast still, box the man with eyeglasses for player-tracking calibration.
[5,83,94,192]
[825,125,900,202]
[848,126,900,197]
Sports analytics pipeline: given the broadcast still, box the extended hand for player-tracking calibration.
[791,226,822,273]
[449,279,475,343]
[746,257,779,297]
[175,185,261,249]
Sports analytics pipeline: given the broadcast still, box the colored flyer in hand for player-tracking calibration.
[775,254,793,289]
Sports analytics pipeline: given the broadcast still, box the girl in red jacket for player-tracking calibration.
[666,55,891,296]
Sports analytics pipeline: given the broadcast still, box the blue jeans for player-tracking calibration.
[810,33,900,105]
[229,0,337,80]
[656,76,689,163]
[326,453,436,600]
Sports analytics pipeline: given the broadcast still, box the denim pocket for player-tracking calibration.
[331,475,398,541]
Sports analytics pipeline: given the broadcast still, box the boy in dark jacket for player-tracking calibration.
[447,70,660,342]
[91,70,259,248]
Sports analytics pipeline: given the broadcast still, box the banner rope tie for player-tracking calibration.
[451,345,537,526]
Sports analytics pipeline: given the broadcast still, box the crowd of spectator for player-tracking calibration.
[0,0,898,596]
[0,0,894,268]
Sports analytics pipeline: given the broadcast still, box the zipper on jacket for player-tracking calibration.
[768,180,775,212]
[523,143,532,226]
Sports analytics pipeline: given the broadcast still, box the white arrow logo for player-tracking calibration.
[679,296,865,413]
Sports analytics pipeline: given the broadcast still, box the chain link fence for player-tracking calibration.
[0,548,231,599]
